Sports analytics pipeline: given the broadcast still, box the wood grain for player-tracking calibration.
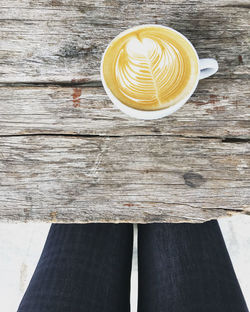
[0,0,249,83]
[0,0,249,222]
[0,79,249,137]
[0,135,249,223]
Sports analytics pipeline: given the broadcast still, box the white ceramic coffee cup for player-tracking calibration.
[101,25,218,120]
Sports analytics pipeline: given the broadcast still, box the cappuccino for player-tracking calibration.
[102,25,199,111]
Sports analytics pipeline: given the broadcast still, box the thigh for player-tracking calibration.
[138,221,248,312]
[18,223,133,312]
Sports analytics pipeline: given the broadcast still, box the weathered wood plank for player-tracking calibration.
[0,0,249,223]
[0,79,249,137]
[0,0,249,83]
[0,135,249,223]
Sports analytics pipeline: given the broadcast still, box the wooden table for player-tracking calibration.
[0,0,249,223]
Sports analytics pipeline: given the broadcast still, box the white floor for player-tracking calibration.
[0,216,249,312]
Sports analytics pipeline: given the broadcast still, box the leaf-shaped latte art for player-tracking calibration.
[102,26,198,111]
[115,35,185,108]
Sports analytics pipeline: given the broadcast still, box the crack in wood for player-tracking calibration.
[222,4,250,9]
[222,137,250,143]
[0,81,103,88]
[0,77,249,89]
[0,133,249,143]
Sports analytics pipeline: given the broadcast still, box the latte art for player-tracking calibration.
[116,36,185,108]
[102,25,199,111]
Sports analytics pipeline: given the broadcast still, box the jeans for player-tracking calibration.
[17,221,248,312]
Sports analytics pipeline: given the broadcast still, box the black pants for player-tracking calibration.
[18,221,248,312]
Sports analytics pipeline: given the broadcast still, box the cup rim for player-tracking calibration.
[100,24,200,119]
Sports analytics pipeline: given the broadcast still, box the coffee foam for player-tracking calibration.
[102,26,199,111]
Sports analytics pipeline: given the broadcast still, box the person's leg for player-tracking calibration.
[138,220,248,312]
[18,223,133,312]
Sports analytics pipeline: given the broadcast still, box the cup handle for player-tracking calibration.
[199,58,218,80]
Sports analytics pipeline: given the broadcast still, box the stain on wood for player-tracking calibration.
[238,55,244,65]
[205,106,226,114]
[233,100,239,110]
[50,211,58,222]
[183,172,206,188]
[71,78,90,84]
[72,88,82,107]
[124,203,135,207]
[209,94,219,104]
[50,0,62,6]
